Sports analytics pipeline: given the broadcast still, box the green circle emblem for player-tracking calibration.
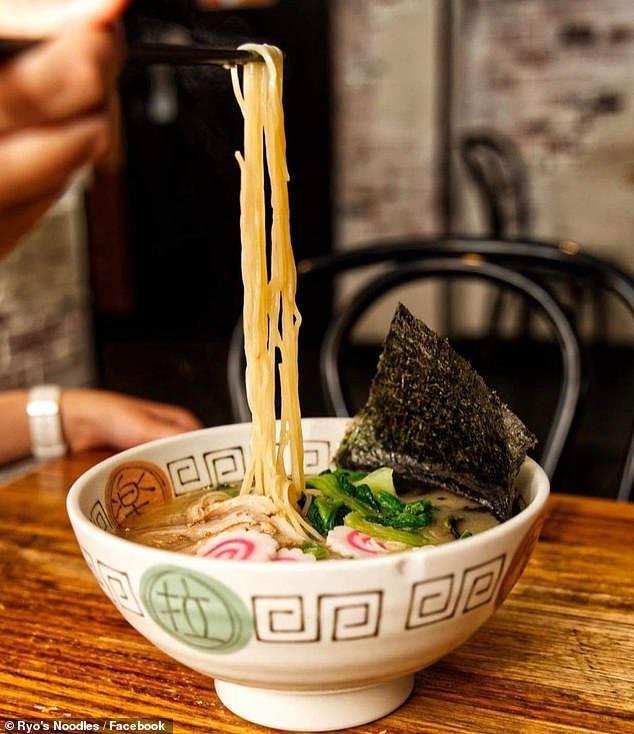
[141,565,252,654]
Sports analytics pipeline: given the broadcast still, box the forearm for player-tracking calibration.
[0,387,202,468]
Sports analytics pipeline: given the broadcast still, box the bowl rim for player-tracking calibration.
[66,418,550,573]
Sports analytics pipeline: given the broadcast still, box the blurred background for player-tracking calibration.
[3,0,633,498]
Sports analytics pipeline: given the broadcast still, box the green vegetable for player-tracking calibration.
[344,512,431,547]
[299,542,329,559]
[375,489,403,514]
[306,495,342,535]
[352,466,396,496]
[403,498,434,515]
[306,502,325,536]
[365,512,430,529]
[347,482,381,513]
[370,494,435,529]
[332,468,368,483]
[306,468,436,537]
[306,471,377,515]
[459,530,473,540]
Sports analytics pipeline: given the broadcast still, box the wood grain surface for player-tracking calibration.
[1,454,633,734]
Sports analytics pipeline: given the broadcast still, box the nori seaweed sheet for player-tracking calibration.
[335,304,537,520]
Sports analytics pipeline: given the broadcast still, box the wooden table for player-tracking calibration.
[1,453,633,734]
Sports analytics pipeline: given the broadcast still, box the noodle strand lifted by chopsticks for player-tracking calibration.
[231,45,319,541]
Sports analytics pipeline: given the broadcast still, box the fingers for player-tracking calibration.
[61,389,203,454]
[0,0,130,36]
[0,113,110,206]
[0,27,123,131]
[117,393,203,432]
[143,402,204,432]
[112,403,202,449]
[127,414,200,446]
[0,24,123,255]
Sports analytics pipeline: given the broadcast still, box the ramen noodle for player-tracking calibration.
[231,45,316,540]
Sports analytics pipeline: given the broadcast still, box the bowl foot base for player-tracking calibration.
[215,675,414,731]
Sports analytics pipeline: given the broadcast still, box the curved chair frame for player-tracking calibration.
[228,236,634,500]
[321,259,580,481]
[459,130,532,238]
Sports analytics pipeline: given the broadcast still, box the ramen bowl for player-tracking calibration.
[66,417,549,731]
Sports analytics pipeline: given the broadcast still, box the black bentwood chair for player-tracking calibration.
[228,237,634,502]
[459,130,532,239]
[459,130,610,342]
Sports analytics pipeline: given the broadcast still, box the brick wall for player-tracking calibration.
[454,0,634,267]
[331,0,443,338]
[332,0,634,342]
[332,0,441,248]
[0,181,96,390]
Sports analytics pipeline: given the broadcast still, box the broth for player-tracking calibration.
[118,476,500,561]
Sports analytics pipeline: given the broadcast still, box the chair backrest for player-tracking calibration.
[228,236,634,501]
[459,130,532,238]
[321,258,580,481]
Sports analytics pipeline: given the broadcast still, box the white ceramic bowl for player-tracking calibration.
[67,417,549,731]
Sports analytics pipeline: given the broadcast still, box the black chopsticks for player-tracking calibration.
[0,38,262,66]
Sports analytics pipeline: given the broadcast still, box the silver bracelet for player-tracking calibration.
[26,385,68,459]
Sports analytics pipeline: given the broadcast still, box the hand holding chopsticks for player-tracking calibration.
[0,27,121,255]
